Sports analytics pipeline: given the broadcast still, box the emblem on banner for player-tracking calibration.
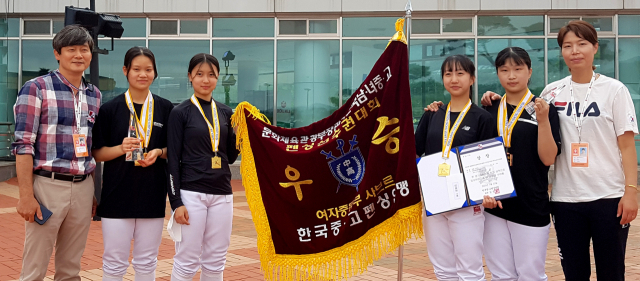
[321,135,366,193]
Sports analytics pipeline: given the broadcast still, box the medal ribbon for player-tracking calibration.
[125,90,154,149]
[497,90,534,148]
[569,72,596,141]
[442,100,472,159]
[190,95,220,154]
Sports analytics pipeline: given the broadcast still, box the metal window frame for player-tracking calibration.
[178,18,210,37]
[410,18,441,36]
[441,17,475,35]
[148,18,210,37]
[9,13,640,128]
[308,19,339,36]
[21,18,52,37]
[547,15,615,36]
[148,19,179,36]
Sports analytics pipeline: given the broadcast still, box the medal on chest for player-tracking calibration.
[439,100,472,177]
[498,90,534,167]
[191,95,222,170]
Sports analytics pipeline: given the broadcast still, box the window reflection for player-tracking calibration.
[342,40,386,104]
[121,18,147,37]
[342,17,398,37]
[619,15,640,35]
[477,16,544,36]
[409,39,475,126]
[148,40,209,104]
[21,40,59,83]
[213,18,274,37]
[97,40,146,102]
[477,39,545,96]
[0,40,19,123]
[618,38,640,163]
[277,40,339,128]
[547,38,615,83]
[212,40,274,123]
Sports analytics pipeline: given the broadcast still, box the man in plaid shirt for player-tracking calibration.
[13,25,101,281]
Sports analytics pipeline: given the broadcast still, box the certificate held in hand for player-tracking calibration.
[417,137,516,216]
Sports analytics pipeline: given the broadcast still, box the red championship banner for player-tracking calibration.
[231,19,423,280]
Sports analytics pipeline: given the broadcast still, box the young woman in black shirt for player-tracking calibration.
[167,53,239,281]
[414,55,495,280]
[481,47,561,281]
[92,47,174,281]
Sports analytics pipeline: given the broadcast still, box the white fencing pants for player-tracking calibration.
[483,212,550,281]
[171,190,233,281]
[424,206,486,281]
[101,218,165,281]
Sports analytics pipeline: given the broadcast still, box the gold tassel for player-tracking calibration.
[231,102,424,281]
[387,18,407,47]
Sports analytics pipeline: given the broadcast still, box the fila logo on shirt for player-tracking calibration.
[554,101,600,117]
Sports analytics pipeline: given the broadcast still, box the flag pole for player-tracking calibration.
[397,1,412,281]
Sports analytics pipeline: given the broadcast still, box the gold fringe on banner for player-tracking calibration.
[231,101,424,281]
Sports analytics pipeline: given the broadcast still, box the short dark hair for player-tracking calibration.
[123,46,159,79]
[188,53,220,78]
[557,20,598,48]
[52,25,94,54]
[441,55,475,78]
[495,47,532,70]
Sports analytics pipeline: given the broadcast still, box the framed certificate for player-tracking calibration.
[417,137,516,216]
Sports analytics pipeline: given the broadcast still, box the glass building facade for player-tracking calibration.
[1,15,640,162]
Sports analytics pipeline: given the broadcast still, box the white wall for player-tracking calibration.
[5,0,639,14]
[78,0,144,14]
[14,0,79,13]
[552,0,623,9]
[210,0,274,13]
[481,0,552,10]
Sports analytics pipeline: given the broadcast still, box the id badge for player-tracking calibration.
[130,149,145,166]
[134,152,147,166]
[571,143,589,167]
[525,101,537,121]
[212,156,222,169]
[73,134,89,157]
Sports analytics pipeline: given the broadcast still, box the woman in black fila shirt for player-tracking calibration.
[92,46,174,281]
[414,55,495,280]
[167,53,239,281]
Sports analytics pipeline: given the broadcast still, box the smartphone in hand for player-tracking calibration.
[34,202,53,225]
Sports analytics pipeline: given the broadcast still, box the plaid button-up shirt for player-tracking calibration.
[12,70,101,175]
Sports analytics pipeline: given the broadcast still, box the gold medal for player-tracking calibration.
[438,162,451,177]
[212,156,222,169]
[191,95,222,170]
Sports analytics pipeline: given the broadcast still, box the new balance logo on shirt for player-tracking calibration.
[462,126,471,131]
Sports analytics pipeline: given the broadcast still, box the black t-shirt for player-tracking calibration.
[484,98,562,227]
[167,98,239,210]
[92,93,174,218]
[415,103,496,157]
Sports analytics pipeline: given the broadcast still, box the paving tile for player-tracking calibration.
[1,178,639,281]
